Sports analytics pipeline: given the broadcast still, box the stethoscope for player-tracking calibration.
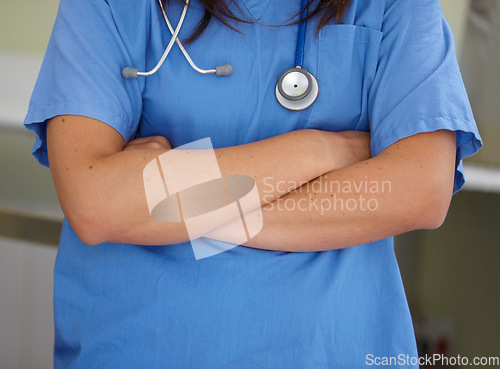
[122,0,319,111]
[275,0,319,111]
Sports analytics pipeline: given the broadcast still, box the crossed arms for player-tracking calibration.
[46,115,456,250]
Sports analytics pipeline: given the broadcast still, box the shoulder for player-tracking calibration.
[57,0,153,41]
[353,0,446,37]
[382,0,444,17]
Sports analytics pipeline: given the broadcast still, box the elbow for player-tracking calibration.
[78,234,103,247]
[412,182,453,231]
[64,206,110,246]
[77,226,106,246]
[419,203,449,230]
[70,218,108,246]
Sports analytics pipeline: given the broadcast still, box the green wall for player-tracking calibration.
[0,0,59,54]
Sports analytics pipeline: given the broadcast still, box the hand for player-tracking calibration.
[327,130,371,169]
[123,135,172,152]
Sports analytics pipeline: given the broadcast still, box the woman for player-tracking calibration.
[25,0,481,367]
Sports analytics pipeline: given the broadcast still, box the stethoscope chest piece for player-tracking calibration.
[275,67,319,111]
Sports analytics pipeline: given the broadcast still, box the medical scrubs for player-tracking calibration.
[25,0,482,367]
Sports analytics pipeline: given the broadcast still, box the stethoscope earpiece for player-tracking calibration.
[122,0,233,79]
[275,67,319,111]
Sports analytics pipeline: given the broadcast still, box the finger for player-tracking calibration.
[123,141,172,151]
[125,136,158,146]
[125,136,171,149]
[149,136,171,147]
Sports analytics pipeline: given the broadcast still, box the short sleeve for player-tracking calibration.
[368,0,482,194]
[24,0,147,167]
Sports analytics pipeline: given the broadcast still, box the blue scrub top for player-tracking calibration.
[25,0,481,368]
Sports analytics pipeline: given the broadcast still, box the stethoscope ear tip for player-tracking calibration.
[122,67,139,79]
[215,64,233,76]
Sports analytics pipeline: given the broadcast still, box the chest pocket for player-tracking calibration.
[305,24,382,132]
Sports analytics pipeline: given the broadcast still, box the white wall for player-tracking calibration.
[0,237,56,369]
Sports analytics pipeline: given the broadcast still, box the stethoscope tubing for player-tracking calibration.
[137,0,190,77]
[295,0,309,68]
[159,0,217,74]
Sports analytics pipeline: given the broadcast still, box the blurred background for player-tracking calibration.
[0,0,498,368]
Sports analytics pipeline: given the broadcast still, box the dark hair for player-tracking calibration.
[164,0,353,44]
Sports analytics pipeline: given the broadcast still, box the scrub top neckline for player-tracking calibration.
[238,0,273,20]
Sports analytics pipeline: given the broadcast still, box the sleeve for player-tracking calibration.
[23,0,148,167]
[368,0,482,194]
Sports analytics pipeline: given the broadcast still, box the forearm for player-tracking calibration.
[241,158,419,251]
[208,130,456,251]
